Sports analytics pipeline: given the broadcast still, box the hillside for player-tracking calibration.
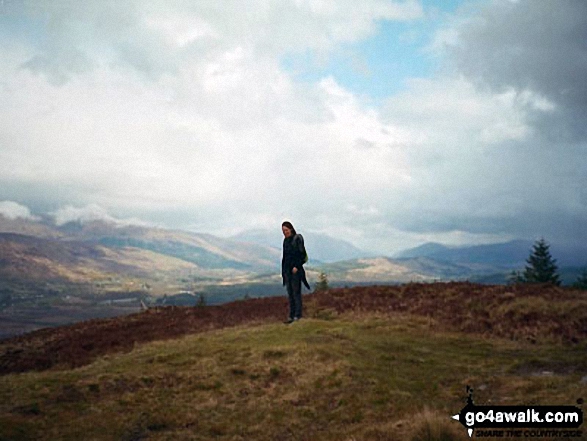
[0,233,169,282]
[55,220,280,272]
[316,256,494,284]
[3,214,587,341]
[233,229,370,263]
[0,217,498,312]
[0,217,286,338]
[396,240,587,269]
[2,282,585,374]
[0,283,586,441]
[0,216,280,277]
[0,215,64,239]
[0,217,281,301]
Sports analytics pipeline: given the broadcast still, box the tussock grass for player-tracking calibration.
[1,313,586,440]
[403,408,469,441]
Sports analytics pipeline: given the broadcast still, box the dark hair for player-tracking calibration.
[281,221,296,235]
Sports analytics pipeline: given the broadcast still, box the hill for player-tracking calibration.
[315,256,495,284]
[0,215,64,239]
[3,214,587,340]
[0,283,585,440]
[0,216,280,277]
[232,229,370,263]
[2,282,585,374]
[396,240,587,269]
[56,220,280,272]
[0,217,284,338]
[0,217,281,300]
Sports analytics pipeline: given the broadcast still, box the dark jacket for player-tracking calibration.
[282,234,310,289]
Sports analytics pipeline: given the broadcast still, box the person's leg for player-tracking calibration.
[292,272,303,319]
[285,276,295,321]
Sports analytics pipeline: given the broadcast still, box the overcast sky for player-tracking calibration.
[0,0,585,254]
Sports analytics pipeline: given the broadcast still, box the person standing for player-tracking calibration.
[281,221,310,324]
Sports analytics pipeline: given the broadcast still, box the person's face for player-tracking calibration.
[282,226,293,238]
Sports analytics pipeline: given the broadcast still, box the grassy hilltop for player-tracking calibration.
[0,283,586,441]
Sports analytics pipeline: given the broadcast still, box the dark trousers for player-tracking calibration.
[285,272,303,319]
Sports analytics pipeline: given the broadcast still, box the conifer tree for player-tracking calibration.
[196,292,207,307]
[573,268,587,290]
[522,238,561,286]
[507,270,524,285]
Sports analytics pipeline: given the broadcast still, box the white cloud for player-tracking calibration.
[0,0,585,253]
[0,201,37,220]
[0,21,415,234]
[52,204,151,227]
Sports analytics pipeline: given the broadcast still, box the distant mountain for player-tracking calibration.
[0,216,282,301]
[232,229,370,263]
[396,242,451,258]
[311,256,485,285]
[396,240,587,271]
[4,213,585,305]
[396,240,531,268]
[0,232,155,283]
[0,214,63,239]
[55,220,280,272]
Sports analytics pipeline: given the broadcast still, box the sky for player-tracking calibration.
[0,0,586,254]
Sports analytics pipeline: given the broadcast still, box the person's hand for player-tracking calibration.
[292,267,298,274]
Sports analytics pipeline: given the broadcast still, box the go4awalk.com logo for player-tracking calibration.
[451,387,584,438]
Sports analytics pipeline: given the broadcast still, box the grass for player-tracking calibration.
[1,312,586,440]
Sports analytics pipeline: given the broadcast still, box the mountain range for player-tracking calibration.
[231,228,371,263]
[0,215,280,298]
[2,213,586,338]
[395,240,587,269]
[2,215,586,302]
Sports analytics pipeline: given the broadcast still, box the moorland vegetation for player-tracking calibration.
[1,282,586,440]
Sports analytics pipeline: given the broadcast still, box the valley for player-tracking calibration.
[1,216,586,339]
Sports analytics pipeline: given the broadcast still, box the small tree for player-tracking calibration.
[196,292,207,307]
[314,271,329,292]
[573,268,587,290]
[522,238,561,286]
[507,270,524,285]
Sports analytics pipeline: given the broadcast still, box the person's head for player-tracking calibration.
[282,221,296,238]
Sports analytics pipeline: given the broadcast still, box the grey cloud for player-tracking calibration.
[16,1,181,81]
[368,0,587,248]
[383,136,587,246]
[447,0,587,141]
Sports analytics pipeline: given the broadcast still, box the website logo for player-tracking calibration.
[451,386,583,438]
